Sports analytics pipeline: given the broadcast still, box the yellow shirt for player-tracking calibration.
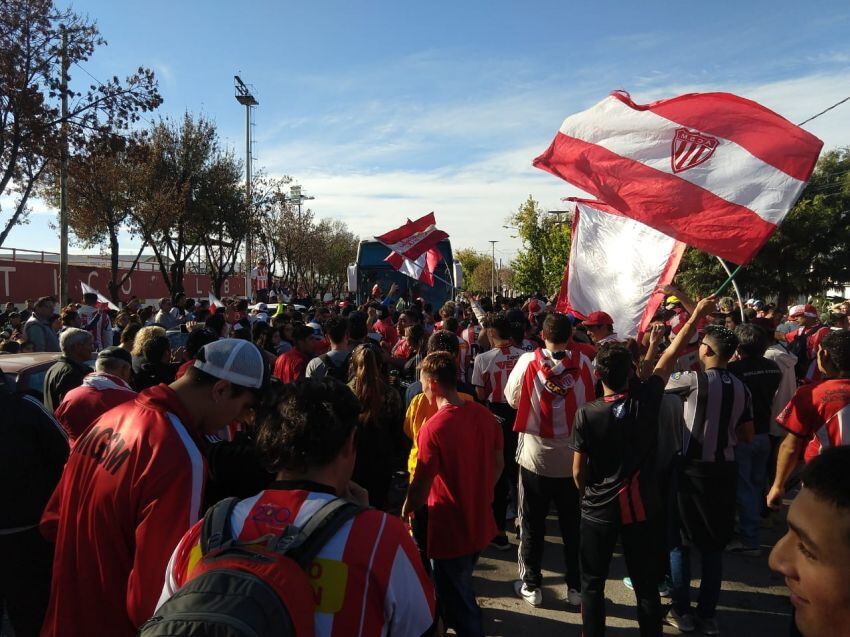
[404,391,475,480]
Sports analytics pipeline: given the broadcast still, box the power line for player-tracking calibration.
[798,95,850,127]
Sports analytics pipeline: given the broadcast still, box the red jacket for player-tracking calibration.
[273,348,309,384]
[40,384,207,637]
[53,372,136,442]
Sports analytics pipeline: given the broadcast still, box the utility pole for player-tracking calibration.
[489,240,498,300]
[235,76,258,300]
[59,26,69,305]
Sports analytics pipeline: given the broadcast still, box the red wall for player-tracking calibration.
[0,259,246,303]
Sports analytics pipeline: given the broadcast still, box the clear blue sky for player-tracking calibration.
[11,0,850,262]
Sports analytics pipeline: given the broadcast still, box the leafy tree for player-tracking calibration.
[508,195,571,295]
[196,151,247,298]
[678,148,850,308]
[0,0,161,246]
[469,258,495,294]
[455,248,488,287]
[44,132,152,301]
[253,176,357,298]
[131,114,224,298]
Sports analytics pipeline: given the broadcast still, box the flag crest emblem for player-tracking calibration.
[671,127,718,173]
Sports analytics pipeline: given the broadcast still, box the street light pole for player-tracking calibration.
[489,240,498,300]
[59,27,69,305]
[235,76,258,300]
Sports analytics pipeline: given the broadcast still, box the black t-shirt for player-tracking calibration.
[569,374,665,525]
[728,357,781,435]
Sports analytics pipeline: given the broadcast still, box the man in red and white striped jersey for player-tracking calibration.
[768,330,850,510]
[159,379,435,637]
[472,311,525,549]
[40,339,267,637]
[505,313,595,608]
[251,257,269,302]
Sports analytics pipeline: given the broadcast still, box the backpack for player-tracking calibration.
[320,352,351,383]
[139,496,364,637]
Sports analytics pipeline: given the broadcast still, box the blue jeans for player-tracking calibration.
[669,545,722,619]
[735,433,771,548]
[431,553,483,637]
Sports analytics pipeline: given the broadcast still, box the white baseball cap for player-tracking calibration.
[193,338,268,389]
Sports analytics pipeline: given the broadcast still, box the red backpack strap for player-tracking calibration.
[270,497,365,568]
[200,497,241,555]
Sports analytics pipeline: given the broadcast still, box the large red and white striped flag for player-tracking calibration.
[556,200,685,339]
[534,91,823,264]
[385,247,442,286]
[375,212,448,262]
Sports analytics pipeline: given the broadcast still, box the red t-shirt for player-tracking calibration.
[40,384,207,636]
[53,373,137,441]
[273,348,309,384]
[373,318,399,348]
[415,400,503,559]
[777,378,850,462]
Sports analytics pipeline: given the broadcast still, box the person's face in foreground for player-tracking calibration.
[769,487,850,637]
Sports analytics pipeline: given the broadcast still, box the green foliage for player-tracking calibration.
[677,147,850,308]
[508,195,571,294]
[455,248,489,287]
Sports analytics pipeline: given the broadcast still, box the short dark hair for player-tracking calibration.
[821,330,850,373]
[324,315,349,345]
[83,292,98,305]
[186,327,219,358]
[420,351,457,388]
[255,379,360,473]
[205,312,226,335]
[800,447,850,544]
[703,325,739,361]
[427,329,459,356]
[829,312,848,328]
[595,342,633,391]
[734,323,768,358]
[490,312,513,341]
[35,296,54,308]
[443,316,459,334]
[542,313,572,344]
[290,322,313,343]
[347,311,368,340]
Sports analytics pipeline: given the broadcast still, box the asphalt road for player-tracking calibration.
[471,513,793,636]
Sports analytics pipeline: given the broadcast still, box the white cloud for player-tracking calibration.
[262,69,850,260]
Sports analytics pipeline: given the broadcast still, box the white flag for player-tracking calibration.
[556,200,685,339]
[80,282,119,311]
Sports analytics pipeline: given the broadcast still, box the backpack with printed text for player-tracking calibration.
[138,496,364,637]
[321,352,351,383]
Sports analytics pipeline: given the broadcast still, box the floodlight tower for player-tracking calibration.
[235,75,258,299]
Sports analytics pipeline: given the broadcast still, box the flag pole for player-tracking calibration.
[714,259,746,322]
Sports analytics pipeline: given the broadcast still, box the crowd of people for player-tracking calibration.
[1,278,849,637]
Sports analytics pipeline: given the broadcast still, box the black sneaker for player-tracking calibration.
[490,534,512,551]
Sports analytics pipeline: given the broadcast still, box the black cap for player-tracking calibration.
[97,346,132,366]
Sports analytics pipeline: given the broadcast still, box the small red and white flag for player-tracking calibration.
[375,212,448,262]
[208,292,223,312]
[534,91,823,264]
[556,199,685,339]
[386,247,442,286]
[80,282,119,311]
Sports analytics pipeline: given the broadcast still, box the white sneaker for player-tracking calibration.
[513,580,543,607]
[563,587,581,606]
